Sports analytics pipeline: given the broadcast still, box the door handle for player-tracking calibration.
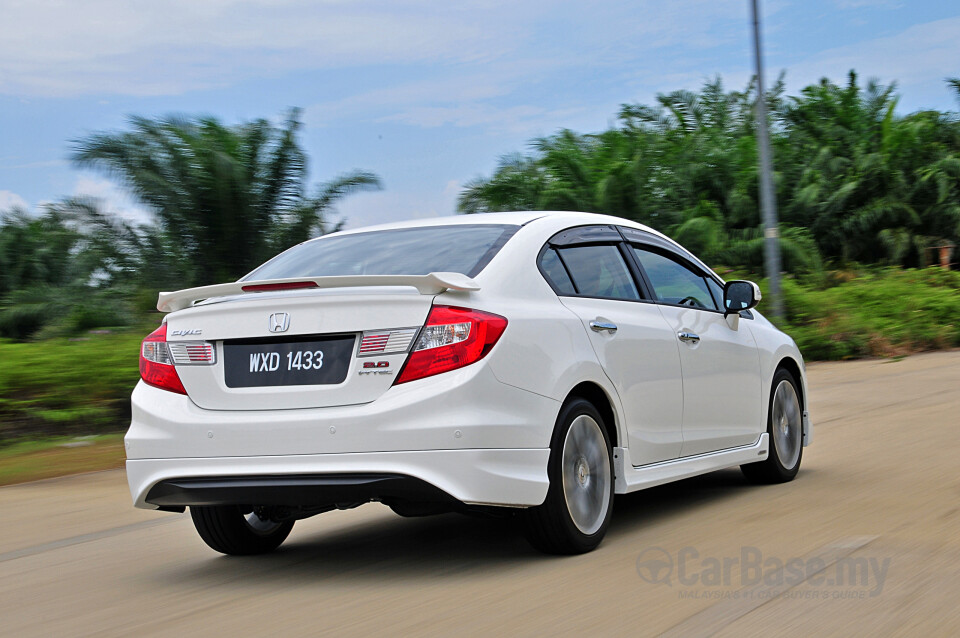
[589,320,618,333]
[678,331,700,343]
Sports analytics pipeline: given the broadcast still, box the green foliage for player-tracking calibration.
[772,268,960,360]
[71,109,381,285]
[1,110,381,339]
[0,209,77,296]
[0,204,141,339]
[0,329,150,439]
[460,73,960,273]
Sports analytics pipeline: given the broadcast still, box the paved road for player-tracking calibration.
[3,351,959,637]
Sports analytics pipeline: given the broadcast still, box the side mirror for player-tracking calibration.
[723,280,761,317]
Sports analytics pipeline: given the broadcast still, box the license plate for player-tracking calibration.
[223,335,355,388]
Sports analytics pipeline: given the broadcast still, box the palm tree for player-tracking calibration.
[71,109,380,284]
[0,208,77,296]
[458,154,545,213]
[0,201,140,338]
[461,72,960,272]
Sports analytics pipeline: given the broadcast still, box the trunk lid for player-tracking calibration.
[166,287,433,410]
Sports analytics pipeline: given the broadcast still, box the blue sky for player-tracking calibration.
[1,0,958,229]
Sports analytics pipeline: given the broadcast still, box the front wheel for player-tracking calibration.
[522,398,614,554]
[190,505,294,555]
[741,368,803,484]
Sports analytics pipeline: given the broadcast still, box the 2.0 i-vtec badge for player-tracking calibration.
[359,361,392,376]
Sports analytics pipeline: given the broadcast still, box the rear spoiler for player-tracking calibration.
[157,272,481,313]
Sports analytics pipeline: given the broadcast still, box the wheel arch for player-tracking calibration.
[562,381,620,448]
[774,356,805,411]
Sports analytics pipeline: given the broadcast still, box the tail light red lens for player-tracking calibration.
[139,324,187,395]
[395,305,507,385]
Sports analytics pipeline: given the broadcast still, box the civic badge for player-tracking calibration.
[268,312,290,333]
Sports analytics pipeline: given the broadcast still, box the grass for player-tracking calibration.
[0,325,156,440]
[774,267,960,360]
[0,433,125,486]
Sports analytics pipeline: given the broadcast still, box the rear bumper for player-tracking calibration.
[125,363,559,460]
[127,448,550,510]
[145,473,457,509]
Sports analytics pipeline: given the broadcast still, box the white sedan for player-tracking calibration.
[126,211,811,555]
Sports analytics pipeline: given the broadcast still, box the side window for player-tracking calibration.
[555,244,640,300]
[705,277,724,310]
[632,247,718,311]
[539,248,577,295]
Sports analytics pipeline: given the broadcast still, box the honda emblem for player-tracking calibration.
[268,312,290,333]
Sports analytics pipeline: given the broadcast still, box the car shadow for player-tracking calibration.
[608,467,757,538]
[149,468,782,587]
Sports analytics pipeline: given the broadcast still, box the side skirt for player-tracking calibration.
[613,434,769,494]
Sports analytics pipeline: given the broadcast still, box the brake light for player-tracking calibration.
[395,306,507,385]
[240,281,319,292]
[139,324,187,395]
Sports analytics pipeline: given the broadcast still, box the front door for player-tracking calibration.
[630,246,763,456]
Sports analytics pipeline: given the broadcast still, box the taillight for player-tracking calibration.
[139,324,187,395]
[395,305,507,385]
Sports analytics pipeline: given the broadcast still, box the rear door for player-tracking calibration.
[540,226,684,465]
[628,244,763,456]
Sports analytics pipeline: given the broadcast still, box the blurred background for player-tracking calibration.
[0,0,958,479]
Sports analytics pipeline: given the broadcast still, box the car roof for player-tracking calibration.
[325,211,549,237]
[268,210,723,285]
[319,210,669,240]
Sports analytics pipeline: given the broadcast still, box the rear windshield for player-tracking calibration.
[244,224,519,281]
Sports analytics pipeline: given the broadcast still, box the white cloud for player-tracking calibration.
[832,0,902,8]
[0,0,523,97]
[71,176,154,225]
[0,190,29,212]
[306,75,517,125]
[379,103,593,135]
[783,16,960,105]
[0,0,755,98]
[295,0,757,137]
[334,183,460,230]
[442,179,461,200]
[0,159,66,170]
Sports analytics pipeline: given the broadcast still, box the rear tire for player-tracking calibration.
[741,368,803,484]
[522,398,614,554]
[190,505,294,555]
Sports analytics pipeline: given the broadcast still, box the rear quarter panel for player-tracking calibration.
[439,216,630,447]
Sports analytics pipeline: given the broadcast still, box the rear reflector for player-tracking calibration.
[358,328,419,356]
[167,342,217,364]
[240,281,319,293]
[395,306,507,385]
